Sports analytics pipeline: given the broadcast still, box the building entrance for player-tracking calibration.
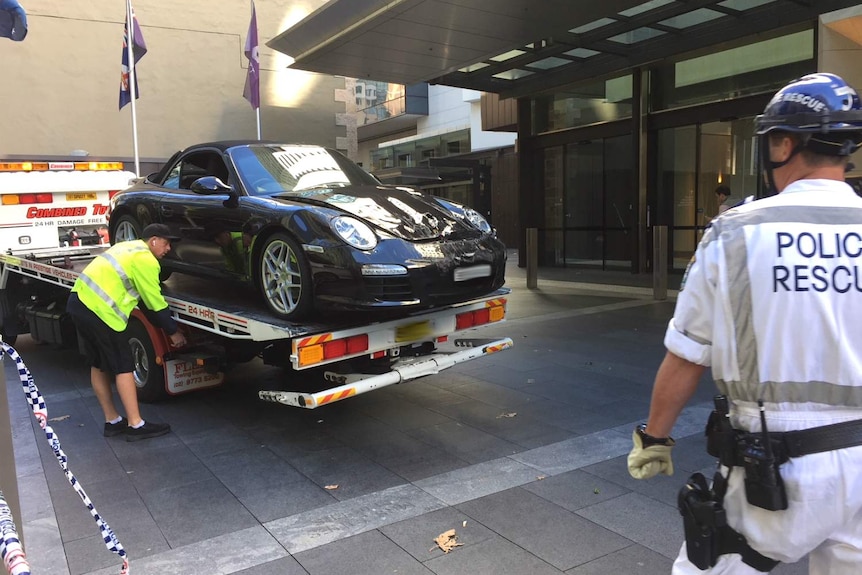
[655,119,760,270]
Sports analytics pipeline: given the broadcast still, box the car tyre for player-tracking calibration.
[113,215,141,244]
[257,232,312,320]
[126,318,167,402]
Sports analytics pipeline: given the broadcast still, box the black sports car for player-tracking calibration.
[108,141,506,320]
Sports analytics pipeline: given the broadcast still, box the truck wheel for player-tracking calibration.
[113,215,141,243]
[126,318,167,402]
[256,232,312,320]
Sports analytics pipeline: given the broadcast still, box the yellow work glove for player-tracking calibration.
[627,425,675,479]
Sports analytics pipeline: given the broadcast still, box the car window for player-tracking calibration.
[163,164,181,189]
[229,145,379,196]
[160,151,231,191]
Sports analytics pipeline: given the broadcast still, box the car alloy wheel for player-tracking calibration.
[259,233,311,319]
[114,216,141,243]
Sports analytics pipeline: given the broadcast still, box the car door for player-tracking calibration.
[158,149,255,279]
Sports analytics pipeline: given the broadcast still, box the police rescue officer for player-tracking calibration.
[628,73,862,573]
[66,223,185,441]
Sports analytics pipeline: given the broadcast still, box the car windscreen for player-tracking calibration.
[229,145,379,196]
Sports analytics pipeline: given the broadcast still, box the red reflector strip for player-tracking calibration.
[474,308,490,325]
[347,334,368,354]
[35,193,53,203]
[456,312,473,330]
[318,388,356,405]
[436,335,448,343]
[323,339,347,359]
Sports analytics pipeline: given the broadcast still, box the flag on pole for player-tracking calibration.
[119,6,147,110]
[243,1,260,110]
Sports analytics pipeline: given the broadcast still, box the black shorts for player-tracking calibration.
[66,292,134,374]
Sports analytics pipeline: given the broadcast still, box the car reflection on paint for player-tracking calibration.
[108,141,506,320]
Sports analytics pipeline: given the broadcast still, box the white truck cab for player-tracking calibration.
[0,160,137,252]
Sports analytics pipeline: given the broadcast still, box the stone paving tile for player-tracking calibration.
[456,487,633,571]
[83,526,287,575]
[140,478,259,548]
[423,536,565,575]
[522,468,631,511]
[565,543,673,575]
[231,556,309,575]
[403,420,523,464]
[574,491,683,559]
[379,506,497,562]
[294,530,433,575]
[289,445,407,501]
[265,484,446,554]
[202,445,335,522]
[414,457,540,506]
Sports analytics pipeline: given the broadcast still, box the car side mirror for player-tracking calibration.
[190,176,234,195]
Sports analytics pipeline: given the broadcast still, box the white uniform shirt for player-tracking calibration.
[666,179,862,432]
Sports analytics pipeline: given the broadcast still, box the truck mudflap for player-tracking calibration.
[258,337,513,409]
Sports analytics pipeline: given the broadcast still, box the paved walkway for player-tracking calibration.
[3,256,808,575]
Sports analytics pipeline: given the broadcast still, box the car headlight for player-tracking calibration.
[331,216,378,250]
[463,207,492,233]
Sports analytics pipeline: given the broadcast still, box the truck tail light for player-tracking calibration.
[2,193,53,205]
[455,300,506,330]
[299,334,370,367]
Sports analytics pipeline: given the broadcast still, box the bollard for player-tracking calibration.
[526,228,538,289]
[653,225,668,300]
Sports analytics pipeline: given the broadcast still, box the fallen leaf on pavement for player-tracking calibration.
[434,529,463,553]
[496,412,517,418]
[325,484,338,490]
[48,415,70,422]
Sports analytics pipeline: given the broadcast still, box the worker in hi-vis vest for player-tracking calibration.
[66,223,186,442]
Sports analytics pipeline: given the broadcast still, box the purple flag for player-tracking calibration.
[119,6,147,110]
[243,2,260,110]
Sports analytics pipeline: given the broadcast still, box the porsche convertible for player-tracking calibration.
[108,141,506,320]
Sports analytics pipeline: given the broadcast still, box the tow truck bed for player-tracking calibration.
[0,246,512,407]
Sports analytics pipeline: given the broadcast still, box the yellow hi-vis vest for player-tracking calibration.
[71,240,169,332]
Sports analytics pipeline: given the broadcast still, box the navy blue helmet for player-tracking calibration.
[755,73,862,156]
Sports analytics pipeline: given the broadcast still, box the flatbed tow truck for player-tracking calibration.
[0,245,512,408]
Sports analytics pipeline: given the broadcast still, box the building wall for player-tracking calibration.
[818,14,862,179]
[0,0,344,162]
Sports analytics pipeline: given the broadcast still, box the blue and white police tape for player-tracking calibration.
[0,490,30,575]
[1,342,129,575]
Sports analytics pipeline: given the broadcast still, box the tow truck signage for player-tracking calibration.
[0,160,135,251]
[165,358,224,394]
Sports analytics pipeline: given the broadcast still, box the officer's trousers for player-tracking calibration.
[672,446,862,575]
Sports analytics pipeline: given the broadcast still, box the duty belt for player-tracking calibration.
[729,417,862,466]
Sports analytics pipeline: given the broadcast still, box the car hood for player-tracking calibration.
[272,185,480,241]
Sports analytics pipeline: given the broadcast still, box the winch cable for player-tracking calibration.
[1,342,129,575]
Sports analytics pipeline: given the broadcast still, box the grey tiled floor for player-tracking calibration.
[4,257,810,574]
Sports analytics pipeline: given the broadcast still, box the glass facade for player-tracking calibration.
[529,26,814,271]
[531,74,633,134]
[539,136,633,269]
[370,130,470,170]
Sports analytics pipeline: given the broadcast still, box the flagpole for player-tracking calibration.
[252,0,261,140]
[126,0,141,176]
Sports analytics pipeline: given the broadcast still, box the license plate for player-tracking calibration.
[65,192,97,201]
[396,320,432,343]
[454,264,491,282]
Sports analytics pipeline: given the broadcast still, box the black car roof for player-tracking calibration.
[179,140,324,153]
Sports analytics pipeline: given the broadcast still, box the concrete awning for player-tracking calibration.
[269,0,862,99]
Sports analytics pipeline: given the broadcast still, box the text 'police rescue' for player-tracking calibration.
[774,231,862,292]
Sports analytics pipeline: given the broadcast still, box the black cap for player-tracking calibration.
[142,223,181,242]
